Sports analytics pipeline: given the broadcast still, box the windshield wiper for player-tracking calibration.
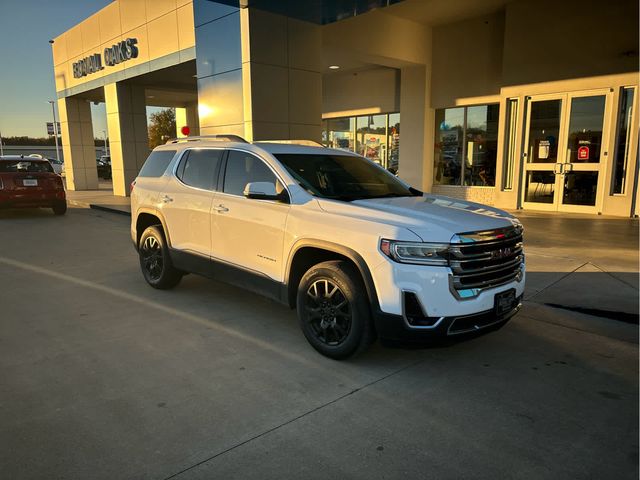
[330,195,358,202]
[361,193,412,199]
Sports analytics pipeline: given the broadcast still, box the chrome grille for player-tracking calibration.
[449,226,524,294]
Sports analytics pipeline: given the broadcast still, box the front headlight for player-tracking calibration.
[380,239,449,266]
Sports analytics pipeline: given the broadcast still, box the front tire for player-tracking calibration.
[296,260,374,359]
[138,225,182,289]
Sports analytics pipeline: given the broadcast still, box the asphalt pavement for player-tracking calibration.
[0,206,637,480]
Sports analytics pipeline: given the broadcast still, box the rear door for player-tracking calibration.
[211,149,290,281]
[159,148,224,256]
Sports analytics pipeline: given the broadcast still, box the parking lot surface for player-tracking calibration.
[0,207,637,479]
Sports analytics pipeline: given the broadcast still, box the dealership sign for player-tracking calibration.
[46,122,61,136]
[72,38,139,78]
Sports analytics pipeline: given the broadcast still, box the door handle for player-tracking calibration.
[213,204,229,213]
[162,195,173,203]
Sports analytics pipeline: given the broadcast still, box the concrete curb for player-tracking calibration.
[68,199,131,217]
[89,204,131,217]
[521,301,639,344]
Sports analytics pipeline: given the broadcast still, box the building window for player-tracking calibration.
[612,87,635,195]
[434,104,500,187]
[356,114,387,166]
[434,107,464,185]
[326,117,354,151]
[502,99,519,191]
[322,112,400,172]
[388,113,400,174]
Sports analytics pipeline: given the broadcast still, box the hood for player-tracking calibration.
[318,194,519,243]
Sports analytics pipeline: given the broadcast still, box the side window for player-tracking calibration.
[138,150,176,177]
[223,150,278,196]
[177,149,224,190]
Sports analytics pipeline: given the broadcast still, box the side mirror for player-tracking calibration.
[243,182,284,201]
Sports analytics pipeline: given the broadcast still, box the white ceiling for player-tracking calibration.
[320,0,512,74]
[321,46,376,74]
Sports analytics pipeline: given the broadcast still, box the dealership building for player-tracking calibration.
[51,0,639,216]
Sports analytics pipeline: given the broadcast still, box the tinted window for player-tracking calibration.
[177,149,223,190]
[0,160,53,173]
[274,154,419,201]
[138,150,176,177]
[223,150,277,196]
[434,103,499,186]
[613,87,635,194]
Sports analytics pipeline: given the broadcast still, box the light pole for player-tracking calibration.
[0,130,4,156]
[102,130,109,156]
[48,100,60,163]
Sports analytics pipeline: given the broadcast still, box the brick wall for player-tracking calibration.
[430,186,496,205]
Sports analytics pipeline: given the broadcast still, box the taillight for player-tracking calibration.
[0,177,3,190]
[130,180,136,194]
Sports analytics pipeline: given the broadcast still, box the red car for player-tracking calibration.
[0,156,67,215]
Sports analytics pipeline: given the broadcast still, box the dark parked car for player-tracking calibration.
[97,155,112,179]
[0,156,67,215]
[27,154,64,174]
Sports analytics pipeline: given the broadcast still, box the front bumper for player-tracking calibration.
[372,257,526,314]
[369,256,525,341]
[373,295,522,342]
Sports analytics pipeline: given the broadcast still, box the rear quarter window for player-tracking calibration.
[138,150,176,177]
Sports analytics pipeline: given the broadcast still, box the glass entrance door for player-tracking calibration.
[557,92,609,212]
[522,90,611,213]
[522,95,565,211]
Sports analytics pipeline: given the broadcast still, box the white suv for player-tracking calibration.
[131,136,525,359]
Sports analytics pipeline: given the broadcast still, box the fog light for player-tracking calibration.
[403,292,440,327]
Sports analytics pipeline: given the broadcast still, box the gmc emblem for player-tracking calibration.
[490,247,513,259]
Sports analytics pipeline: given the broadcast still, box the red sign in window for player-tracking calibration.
[577,146,590,160]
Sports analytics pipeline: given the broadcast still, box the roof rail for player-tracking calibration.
[166,134,248,144]
[255,140,325,147]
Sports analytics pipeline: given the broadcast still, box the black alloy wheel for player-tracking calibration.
[138,225,182,289]
[296,260,374,359]
[140,235,163,282]
[304,279,352,346]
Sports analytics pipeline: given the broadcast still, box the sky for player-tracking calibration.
[0,0,110,138]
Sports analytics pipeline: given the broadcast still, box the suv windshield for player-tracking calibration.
[274,153,420,201]
[0,160,54,173]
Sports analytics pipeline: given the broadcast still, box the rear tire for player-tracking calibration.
[296,260,374,359]
[52,202,67,215]
[139,225,182,289]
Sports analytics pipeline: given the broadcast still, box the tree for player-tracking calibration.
[148,108,176,149]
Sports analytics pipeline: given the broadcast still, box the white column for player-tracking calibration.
[175,103,200,137]
[398,66,433,191]
[58,96,98,191]
[105,83,149,197]
[240,9,322,141]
